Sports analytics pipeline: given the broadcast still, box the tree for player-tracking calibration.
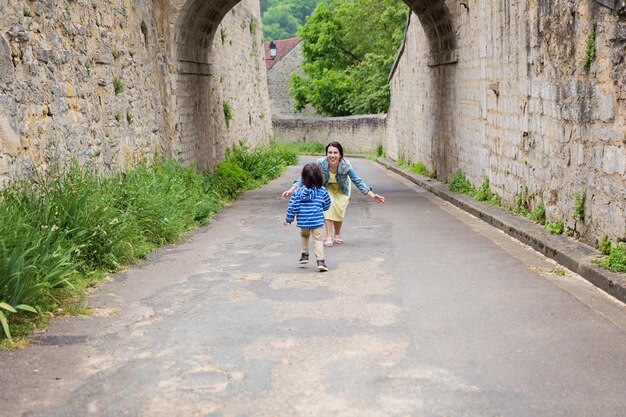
[261,0,325,41]
[289,0,408,116]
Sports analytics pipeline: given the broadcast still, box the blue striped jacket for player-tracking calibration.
[285,185,331,229]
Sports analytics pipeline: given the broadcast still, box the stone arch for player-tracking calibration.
[403,0,457,66]
[157,0,457,169]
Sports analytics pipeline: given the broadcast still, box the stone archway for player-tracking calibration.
[155,0,456,170]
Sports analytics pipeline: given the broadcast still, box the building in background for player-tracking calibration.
[264,38,317,117]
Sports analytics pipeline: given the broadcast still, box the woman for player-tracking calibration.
[281,142,385,247]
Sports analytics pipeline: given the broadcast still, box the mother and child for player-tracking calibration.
[282,141,386,272]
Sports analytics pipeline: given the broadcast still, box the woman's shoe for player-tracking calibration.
[334,235,343,244]
[298,253,309,264]
[317,260,329,272]
[324,238,334,247]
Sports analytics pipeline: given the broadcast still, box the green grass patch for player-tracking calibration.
[282,140,327,155]
[595,242,626,273]
[0,143,297,346]
[546,220,564,235]
[410,162,435,179]
[448,170,475,194]
[573,191,585,222]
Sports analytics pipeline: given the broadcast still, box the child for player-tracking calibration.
[284,163,331,272]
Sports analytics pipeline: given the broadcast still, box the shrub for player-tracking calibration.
[448,170,475,194]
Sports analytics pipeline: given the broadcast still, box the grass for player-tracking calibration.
[223,101,233,128]
[573,191,585,222]
[283,140,327,155]
[595,242,626,273]
[0,142,297,346]
[581,26,596,73]
[113,76,124,95]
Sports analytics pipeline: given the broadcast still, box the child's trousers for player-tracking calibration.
[300,226,324,259]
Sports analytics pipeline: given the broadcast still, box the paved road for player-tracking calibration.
[1,157,625,417]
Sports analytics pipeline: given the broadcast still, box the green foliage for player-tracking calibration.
[595,242,626,273]
[223,101,233,127]
[261,0,322,41]
[113,76,124,95]
[546,220,564,235]
[474,178,495,202]
[581,26,596,72]
[0,144,298,345]
[289,0,408,116]
[573,191,585,222]
[126,110,133,124]
[530,202,546,225]
[410,162,435,179]
[249,19,257,35]
[112,50,121,60]
[448,170,475,194]
[375,143,385,158]
[140,20,148,44]
[282,140,326,155]
[114,111,121,122]
[23,9,32,17]
[598,235,612,255]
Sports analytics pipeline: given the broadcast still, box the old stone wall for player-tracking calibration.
[387,1,626,244]
[273,115,385,154]
[0,0,271,183]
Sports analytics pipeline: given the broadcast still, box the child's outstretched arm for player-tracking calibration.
[285,192,300,224]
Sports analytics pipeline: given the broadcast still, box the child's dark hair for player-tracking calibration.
[326,141,344,158]
[301,163,324,188]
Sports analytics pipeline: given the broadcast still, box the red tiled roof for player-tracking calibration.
[264,37,300,70]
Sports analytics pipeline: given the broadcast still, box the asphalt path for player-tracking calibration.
[1,156,625,417]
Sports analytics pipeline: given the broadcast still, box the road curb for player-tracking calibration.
[376,157,626,304]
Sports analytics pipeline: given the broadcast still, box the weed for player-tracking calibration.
[598,235,612,255]
[410,162,435,179]
[581,25,596,72]
[114,111,121,122]
[223,101,233,128]
[140,20,148,44]
[112,50,121,60]
[23,9,32,17]
[595,242,626,273]
[550,269,565,276]
[530,202,546,225]
[126,110,133,124]
[573,191,585,222]
[448,170,475,194]
[375,143,385,158]
[546,220,564,235]
[113,76,124,95]
[249,19,256,35]
[221,28,226,44]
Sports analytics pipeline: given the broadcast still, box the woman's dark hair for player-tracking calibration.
[301,163,324,188]
[326,141,344,158]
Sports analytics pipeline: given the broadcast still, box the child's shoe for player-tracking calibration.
[316,260,328,272]
[299,253,309,264]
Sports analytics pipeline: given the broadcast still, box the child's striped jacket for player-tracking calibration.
[285,185,331,228]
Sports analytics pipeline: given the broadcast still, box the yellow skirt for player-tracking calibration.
[324,182,350,222]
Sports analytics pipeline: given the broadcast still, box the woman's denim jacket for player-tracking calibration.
[295,157,372,196]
